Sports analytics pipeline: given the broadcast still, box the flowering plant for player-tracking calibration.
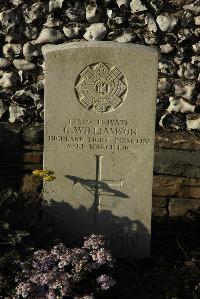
[32,170,56,182]
[15,234,116,299]
[0,190,44,297]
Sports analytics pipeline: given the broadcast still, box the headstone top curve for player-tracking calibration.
[42,41,158,56]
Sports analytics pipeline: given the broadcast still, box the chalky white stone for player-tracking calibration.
[86,1,103,23]
[191,56,200,66]
[183,1,200,14]
[5,30,22,43]
[23,42,41,60]
[3,43,22,58]
[10,0,23,5]
[9,103,25,123]
[63,26,82,38]
[195,28,200,38]
[24,2,47,24]
[145,14,157,33]
[130,0,147,13]
[159,60,177,76]
[115,17,126,25]
[35,28,64,45]
[13,59,37,71]
[114,32,136,43]
[192,42,200,53]
[43,42,158,258]
[158,77,172,93]
[65,6,85,21]
[49,0,65,12]
[0,58,12,69]
[174,81,197,101]
[177,62,198,80]
[187,117,200,130]
[194,16,200,26]
[156,15,178,32]
[45,16,62,28]
[0,72,18,89]
[24,25,39,40]
[167,97,195,113]
[84,23,107,41]
[144,34,157,46]
[160,44,174,54]
[116,0,131,8]
[0,100,7,119]
[0,9,20,28]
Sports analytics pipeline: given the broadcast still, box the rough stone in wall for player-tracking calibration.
[0,0,199,131]
[83,23,107,40]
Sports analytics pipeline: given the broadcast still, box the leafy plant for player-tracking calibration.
[0,190,43,296]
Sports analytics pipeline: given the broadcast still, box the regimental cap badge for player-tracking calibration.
[75,62,128,113]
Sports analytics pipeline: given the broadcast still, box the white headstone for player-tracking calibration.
[43,42,158,258]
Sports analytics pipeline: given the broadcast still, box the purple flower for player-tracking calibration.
[15,235,115,298]
[58,260,67,269]
[51,243,67,256]
[47,291,56,299]
[84,234,105,250]
[15,282,32,298]
[92,248,113,266]
[75,296,95,299]
[97,274,116,290]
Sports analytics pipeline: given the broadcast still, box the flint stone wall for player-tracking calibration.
[0,0,199,130]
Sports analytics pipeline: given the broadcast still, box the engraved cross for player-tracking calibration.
[93,155,123,213]
[66,155,128,217]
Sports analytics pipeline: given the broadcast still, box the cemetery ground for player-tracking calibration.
[0,190,200,299]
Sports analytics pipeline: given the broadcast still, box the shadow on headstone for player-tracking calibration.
[41,199,150,258]
[65,175,130,199]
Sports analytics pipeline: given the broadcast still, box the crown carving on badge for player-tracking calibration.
[75,62,128,113]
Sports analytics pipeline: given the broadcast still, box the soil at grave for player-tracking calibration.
[101,214,200,299]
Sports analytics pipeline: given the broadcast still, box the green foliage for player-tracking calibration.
[0,190,43,297]
[149,261,200,299]
[0,221,28,246]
